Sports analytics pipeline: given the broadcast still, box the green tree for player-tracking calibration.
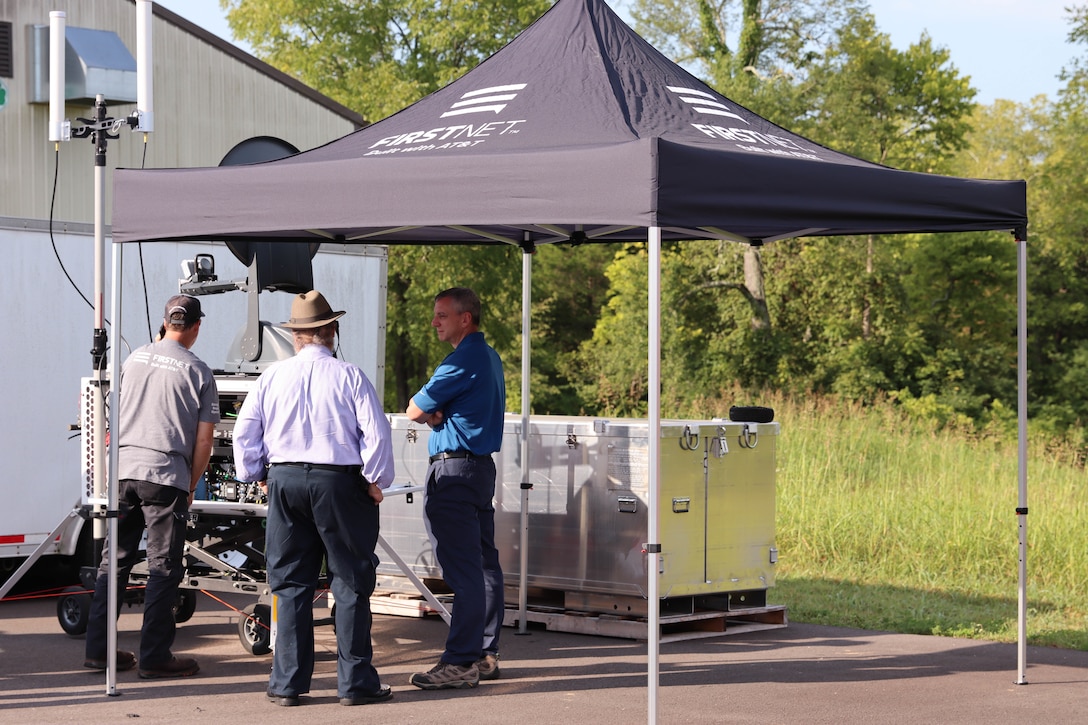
[628,0,864,352]
[1024,3,1088,428]
[570,244,715,416]
[773,8,981,406]
[630,0,860,88]
[530,243,618,414]
[223,0,551,121]
[799,10,975,171]
[598,3,983,417]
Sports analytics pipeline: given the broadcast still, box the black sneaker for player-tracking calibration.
[267,690,300,707]
[340,684,393,705]
[409,661,480,690]
[476,653,500,681]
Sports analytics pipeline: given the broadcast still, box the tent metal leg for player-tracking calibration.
[104,206,124,697]
[1016,235,1028,685]
[517,245,533,634]
[647,227,662,723]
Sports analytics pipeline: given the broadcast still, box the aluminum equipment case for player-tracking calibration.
[379,414,782,633]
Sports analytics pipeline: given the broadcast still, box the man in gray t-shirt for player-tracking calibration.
[84,295,219,679]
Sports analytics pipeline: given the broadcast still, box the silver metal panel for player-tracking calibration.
[379,415,779,603]
[29,25,137,104]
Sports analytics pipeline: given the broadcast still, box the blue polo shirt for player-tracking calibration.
[412,331,506,456]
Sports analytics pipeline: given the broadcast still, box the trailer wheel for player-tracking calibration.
[57,587,91,636]
[238,603,271,655]
[173,589,198,623]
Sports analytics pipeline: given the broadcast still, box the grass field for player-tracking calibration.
[736,393,1088,650]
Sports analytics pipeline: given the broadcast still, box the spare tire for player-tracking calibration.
[729,405,775,423]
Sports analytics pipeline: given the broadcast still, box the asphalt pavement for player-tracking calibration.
[3,584,1088,725]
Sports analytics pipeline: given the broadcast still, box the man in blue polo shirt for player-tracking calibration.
[406,287,506,690]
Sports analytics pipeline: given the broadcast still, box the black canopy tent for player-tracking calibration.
[111,0,1025,245]
[108,0,1031,715]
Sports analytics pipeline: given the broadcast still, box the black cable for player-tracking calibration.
[97,344,111,431]
[138,133,153,343]
[49,145,95,311]
[49,139,132,356]
[139,242,152,342]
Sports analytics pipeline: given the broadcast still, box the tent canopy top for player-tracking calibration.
[111,0,1026,248]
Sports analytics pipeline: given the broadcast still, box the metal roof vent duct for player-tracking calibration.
[29,25,137,105]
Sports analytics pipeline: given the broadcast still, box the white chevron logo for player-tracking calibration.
[666,86,748,124]
[441,84,528,118]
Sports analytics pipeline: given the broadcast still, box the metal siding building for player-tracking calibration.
[1,0,365,222]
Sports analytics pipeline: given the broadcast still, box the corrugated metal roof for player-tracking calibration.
[151,2,367,129]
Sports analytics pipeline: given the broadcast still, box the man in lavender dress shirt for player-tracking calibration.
[233,290,395,707]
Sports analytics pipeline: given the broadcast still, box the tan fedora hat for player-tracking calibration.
[282,290,346,329]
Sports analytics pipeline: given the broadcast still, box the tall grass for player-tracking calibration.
[694,391,1088,649]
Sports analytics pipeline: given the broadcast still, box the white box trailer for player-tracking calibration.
[0,220,387,589]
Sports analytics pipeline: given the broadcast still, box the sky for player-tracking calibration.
[155,0,1079,106]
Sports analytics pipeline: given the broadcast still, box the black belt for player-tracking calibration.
[429,451,491,463]
[272,462,360,475]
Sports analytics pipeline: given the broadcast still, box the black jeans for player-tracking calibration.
[85,479,189,667]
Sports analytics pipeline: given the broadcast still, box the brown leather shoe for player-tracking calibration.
[83,650,136,671]
[138,655,199,679]
[476,653,500,681]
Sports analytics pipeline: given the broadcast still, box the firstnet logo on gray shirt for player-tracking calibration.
[130,350,192,372]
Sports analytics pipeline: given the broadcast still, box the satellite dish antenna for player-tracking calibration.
[217,136,318,363]
[219,135,299,165]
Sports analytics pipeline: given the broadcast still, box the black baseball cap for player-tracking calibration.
[164,294,205,324]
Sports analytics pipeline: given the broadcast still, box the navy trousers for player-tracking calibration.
[264,464,382,698]
[425,455,504,665]
[86,479,188,667]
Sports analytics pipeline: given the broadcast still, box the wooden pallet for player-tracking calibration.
[368,589,449,618]
[370,585,787,642]
[503,603,788,642]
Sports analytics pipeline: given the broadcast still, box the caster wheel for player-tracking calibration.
[238,603,272,655]
[57,586,91,636]
[173,589,198,623]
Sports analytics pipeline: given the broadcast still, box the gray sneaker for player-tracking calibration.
[476,653,500,681]
[410,661,480,690]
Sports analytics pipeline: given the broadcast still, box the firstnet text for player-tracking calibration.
[369,120,527,149]
[691,123,808,152]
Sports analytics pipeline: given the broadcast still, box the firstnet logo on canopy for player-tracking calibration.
[366,84,528,155]
[364,82,818,159]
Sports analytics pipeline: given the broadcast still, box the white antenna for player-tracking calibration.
[46,0,157,696]
[48,11,70,142]
[135,0,154,132]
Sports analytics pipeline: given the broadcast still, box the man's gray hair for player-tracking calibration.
[435,287,481,326]
[292,322,337,351]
